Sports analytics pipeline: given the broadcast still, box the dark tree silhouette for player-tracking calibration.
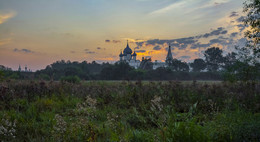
[190,58,206,72]
[243,0,260,57]
[100,62,134,80]
[204,47,225,71]
[168,59,189,72]
[223,52,238,69]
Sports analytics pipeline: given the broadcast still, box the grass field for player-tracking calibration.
[0,80,260,141]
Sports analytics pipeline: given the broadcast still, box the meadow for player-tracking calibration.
[0,80,260,141]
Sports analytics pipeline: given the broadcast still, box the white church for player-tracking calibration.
[119,41,173,69]
[119,41,141,69]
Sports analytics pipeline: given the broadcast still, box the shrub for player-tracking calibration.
[161,120,209,142]
[60,75,80,83]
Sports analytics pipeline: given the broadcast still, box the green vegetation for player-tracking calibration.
[0,1,259,141]
[60,75,81,83]
[0,80,259,141]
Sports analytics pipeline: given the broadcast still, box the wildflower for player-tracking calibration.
[53,114,67,134]
[77,96,97,111]
[74,96,97,119]
[86,96,97,109]
[0,117,17,139]
[106,113,119,130]
[151,95,163,112]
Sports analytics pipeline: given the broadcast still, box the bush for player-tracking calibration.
[161,121,209,142]
[0,70,4,81]
[60,75,81,83]
[206,111,260,142]
[130,130,154,142]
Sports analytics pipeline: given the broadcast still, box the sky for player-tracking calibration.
[0,0,248,71]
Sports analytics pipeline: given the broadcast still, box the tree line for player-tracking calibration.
[0,46,258,82]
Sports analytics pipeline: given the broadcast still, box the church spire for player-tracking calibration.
[126,40,129,48]
[18,64,21,72]
[166,43,173,63]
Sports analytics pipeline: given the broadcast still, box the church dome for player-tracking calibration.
[123,41,132,55]
[132,51,137,56]
[119,52,123,57]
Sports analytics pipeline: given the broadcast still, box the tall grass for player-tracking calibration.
[0,80,260,141]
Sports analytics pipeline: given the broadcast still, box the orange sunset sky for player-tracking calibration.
[0,0,247,71]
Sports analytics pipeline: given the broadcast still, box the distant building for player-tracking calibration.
[25,65,28,72]
[118,41,173,69]
[18,65,21,72]
[166,44,173,65]
[119,40,141,69]
[17,65,32,72]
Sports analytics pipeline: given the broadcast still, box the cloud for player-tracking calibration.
[236,16,245,22]
[140,27,228,50]
[180,56,191,59]
[105,39,121,43]
[153,45,161,50]
[231,32,238,37]
[84,49,95,54]
[146,37,197,46]
[97,47,106,50]
[85,51,95,54]
[198,27,228,38]
[229,11,239,17]
[135,50,146,53]
[190,43,211,49]
[237,24,246,32]
[209,39,223,44]
[0,11,16,24]
[13,48,34,53]
[135,42,145,49]
[134,24,246,56]
[149,0,231,16]
[209,36,229,44]
[150,0,187,15]
[135,46,141,49]
[112,40,121,43]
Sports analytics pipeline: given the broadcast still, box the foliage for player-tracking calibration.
[0,80,259,141]
[162,120,209,142]
[60,75,81,83]
[190,58,206,72]
[243,0,260,57]
[100,62,134,80]
[168,59,189,72]
[204,47,225,71]
[0,70,4,82]
[223,52,237,69]
[35,60,109,80]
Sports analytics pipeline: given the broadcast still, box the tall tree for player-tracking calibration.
[223,52,238,69]
[190,58,206,72]
[243,0,260,59]
[168,59,189,72]
[204,47,224,71]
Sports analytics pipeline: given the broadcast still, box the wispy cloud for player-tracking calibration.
[84,49,95,54]
[0,11,16,24]
[13,48,34,53]
[149,0,231,16]
[149,0,187,15]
